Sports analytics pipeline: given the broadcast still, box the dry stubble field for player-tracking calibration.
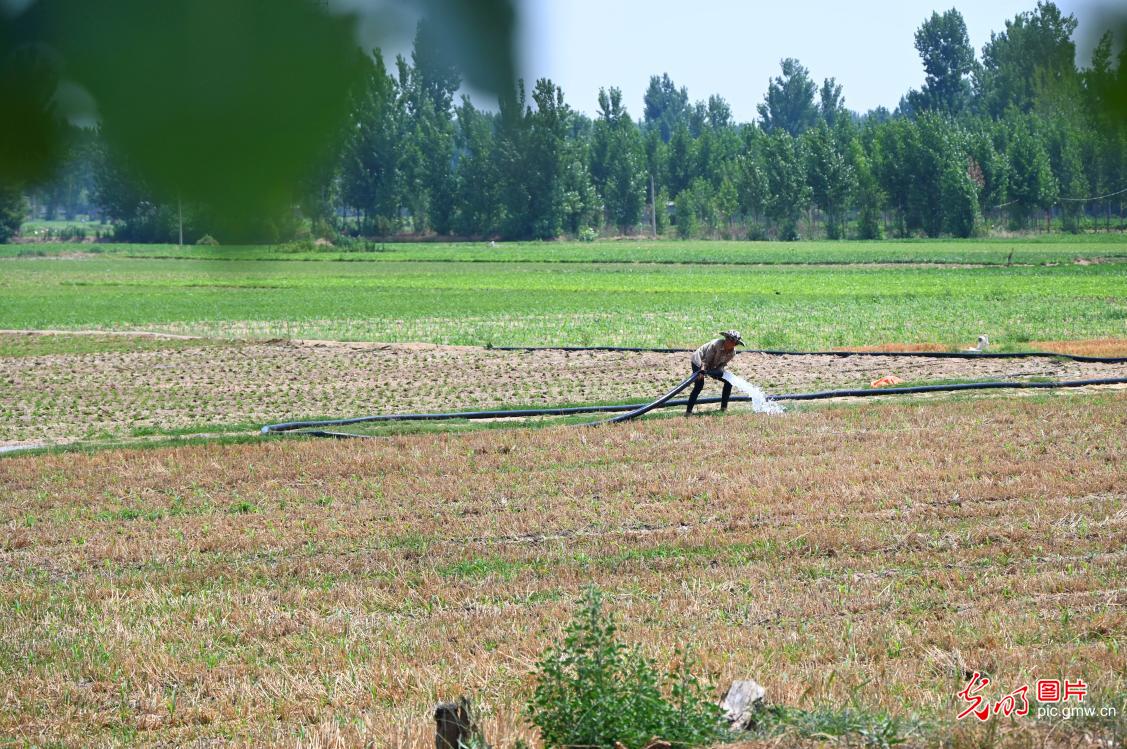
[1,388,1125,747]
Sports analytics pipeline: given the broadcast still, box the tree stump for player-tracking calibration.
[434,696,487,749]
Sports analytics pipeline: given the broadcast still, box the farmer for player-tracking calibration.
[685,330,744,416]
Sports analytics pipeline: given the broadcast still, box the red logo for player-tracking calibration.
[957,675,1086,721]
[1037,679,1061,703]
[1063,680,1087,702]
[956,672,991,721]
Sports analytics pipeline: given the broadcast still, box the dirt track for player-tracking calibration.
[2,334,1126,447]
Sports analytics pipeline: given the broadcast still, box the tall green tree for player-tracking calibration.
[452,98,502,236]
[643,73,690,143]
[762,131,810,239]
[1044,117,1087,231]
[495,81,531,238]
[758,58,819,136]
[695,122,742,194]
[341,50,401,233]
[977,2,1080,118]
[819,78,847,127]
[591,87,645,232]
[910,9,976,115]
[30,125,99,221]
[559,137,600,235]
[493,79,573,239]
[1005,116,1059,228]
[1082,31,1119,130]
[1080,30,1125,229]
[398,20,461,234]
[735,132,769,232]
[907,115,951,236]
[524,79,572,238]
[410,18,461,116]
[666,125,696,197]
[93,134,185,242]
[966,120,1010,218]
[803,123,855,238]
[674,182,701,238]
[715,170,740,234]
[0,0,518,235]
[705,95,734,130]
[909,114,980,238]
[849,137,883,239]
[873,118,919,236]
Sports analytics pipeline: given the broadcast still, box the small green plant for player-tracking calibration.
[578,226,599,243]
[527,587,726,749]
[749,704,929,748]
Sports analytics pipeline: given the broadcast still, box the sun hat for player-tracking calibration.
[720,330,744,345]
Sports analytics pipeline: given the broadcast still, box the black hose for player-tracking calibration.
[261,401,661,433]
[594,372,699,425]
[260,376,1127,437]
[489,345,1127,364]
[755,349,1127,363]
[767,377,1127,401]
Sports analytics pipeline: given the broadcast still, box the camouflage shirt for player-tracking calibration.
[691,338,736,372]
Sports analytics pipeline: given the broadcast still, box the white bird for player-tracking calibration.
[964,335,989,352]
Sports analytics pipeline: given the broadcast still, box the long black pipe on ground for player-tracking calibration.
[490,345,1127,364]
[597,372,698,424]
[261,376,1127,437]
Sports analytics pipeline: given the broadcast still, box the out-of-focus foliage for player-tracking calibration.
[0,0,516,234]
[0,184,25,242]
[9,2,1127,244]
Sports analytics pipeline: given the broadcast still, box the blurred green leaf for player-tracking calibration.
[418,0,516,96]
[41,0,367,224]
[0,0,516,231]
[0,24,65,184]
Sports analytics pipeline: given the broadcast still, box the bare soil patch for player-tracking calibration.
[849,338,1127,358]
[1028,338,1127,358]
[0,328,203,340]
[837,342,952,352]
[2,334,1126,445]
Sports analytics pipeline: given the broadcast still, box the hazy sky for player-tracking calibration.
[514,0,1117,122]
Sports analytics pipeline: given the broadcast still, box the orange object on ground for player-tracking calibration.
[870,376,905,388]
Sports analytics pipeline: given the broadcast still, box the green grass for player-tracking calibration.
[0,333,230,357]
[1,242,1124,349]
[17,219,112,239]
[0,432,266,458]
[4,236,1127,264]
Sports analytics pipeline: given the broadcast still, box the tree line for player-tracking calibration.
[6,1,1127,243]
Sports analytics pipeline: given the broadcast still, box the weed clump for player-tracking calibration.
[527,588,726,749]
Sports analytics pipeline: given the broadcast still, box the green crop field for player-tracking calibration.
[4,235,1127,265]
[1,240,1124,349]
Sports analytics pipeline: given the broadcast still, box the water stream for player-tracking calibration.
[721,371,786,414]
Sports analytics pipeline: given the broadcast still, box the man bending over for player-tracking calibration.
[686,330,744,416]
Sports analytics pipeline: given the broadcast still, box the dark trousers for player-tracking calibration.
[685,364,731,415]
